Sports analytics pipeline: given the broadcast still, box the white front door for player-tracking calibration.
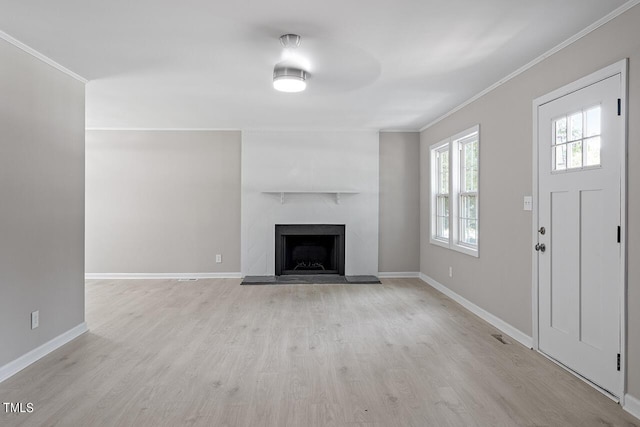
[537,74,623,396]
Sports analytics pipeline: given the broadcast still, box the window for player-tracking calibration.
[552,105,601,172]
[430,125,479,257]
[433,143,450,241]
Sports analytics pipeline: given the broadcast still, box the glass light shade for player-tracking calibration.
[273,67,307,92]
[273,76,307,92]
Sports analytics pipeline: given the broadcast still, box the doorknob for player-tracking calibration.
[535,243,546,253]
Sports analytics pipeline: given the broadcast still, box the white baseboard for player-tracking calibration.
[624,394,640,420]
[85,272,243,280]
[419,273,533,348]
[378,272,421,278]
[0,322,88,383]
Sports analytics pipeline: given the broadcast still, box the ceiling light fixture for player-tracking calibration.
[273,67,307,93]
[273,34,307,93]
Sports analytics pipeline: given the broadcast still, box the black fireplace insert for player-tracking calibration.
[275,224,345,276]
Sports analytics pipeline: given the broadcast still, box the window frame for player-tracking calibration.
[430,125,480,257]
[430,140,450,248]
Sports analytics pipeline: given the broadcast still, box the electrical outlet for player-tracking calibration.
[31,311,39,329]
[449,266,453,278]
[216,254,222,263]
[523,196,533,211]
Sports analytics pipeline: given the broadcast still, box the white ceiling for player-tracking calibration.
[0,0,629,130]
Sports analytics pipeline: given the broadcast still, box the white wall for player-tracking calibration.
[85,130,241,275]
[0,38,85,367]
[242,131,379,276]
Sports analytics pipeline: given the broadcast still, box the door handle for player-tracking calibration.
[535,243,546,253]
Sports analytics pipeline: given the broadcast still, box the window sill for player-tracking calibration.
[430,237,450,250]
[452,243,479,258]
[430,237,479,258]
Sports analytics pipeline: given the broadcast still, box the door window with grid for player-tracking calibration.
[552,106,601,171]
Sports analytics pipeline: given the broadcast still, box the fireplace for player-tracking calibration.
[275,224,345,276]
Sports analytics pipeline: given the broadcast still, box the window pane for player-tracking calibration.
[437,195,449,217]
[555,117,567,144]
[439,150,449,194]
[585,106,601,137]
[569,112,583,141]
[460,195,477,220]
[585,137,601,166]
[437,216,449,239]
[460,219,477,245]
[462,141,478,193]
[568,141,582,169]
[555,144,567,170]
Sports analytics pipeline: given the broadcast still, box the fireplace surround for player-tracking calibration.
[275,224,345,276]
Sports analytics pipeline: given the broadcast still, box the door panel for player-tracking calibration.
[580,189,604,349]
[550,191,574,335]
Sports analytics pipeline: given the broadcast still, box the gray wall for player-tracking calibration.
[0,40,85,366]
[420,4,640,398]
[85,130,241,274]
[379,132,420,273]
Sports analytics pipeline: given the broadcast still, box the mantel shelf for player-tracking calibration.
[261,190,360,204]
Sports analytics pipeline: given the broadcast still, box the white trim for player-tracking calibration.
[533,60,628,107]
[379,129,421,133]
[531,58,628,399]
[624,394,640,421]
[85,273,243,280]
[86,128,242,132]
[418,273,533,348]
[430,138,450,247]
[0,30,88,84]
[0,322,88,384]
[532,93,540,350]
[377,272,420,278]
[620,58,629,401]
[86,127,388,132]
[419,0,640,132]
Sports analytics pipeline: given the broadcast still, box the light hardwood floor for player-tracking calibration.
[0,278,638,426]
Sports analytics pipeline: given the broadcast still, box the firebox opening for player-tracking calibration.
[275,224,345,276]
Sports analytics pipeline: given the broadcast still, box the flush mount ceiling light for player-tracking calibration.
[273,34,308,93]
[273,67,307,92]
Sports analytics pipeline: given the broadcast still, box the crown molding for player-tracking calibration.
[0,30,88,84]
[419,0,640,132]
[243,128,379,133]
[86,128,242,132]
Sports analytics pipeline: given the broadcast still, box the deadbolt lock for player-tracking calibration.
[538,227,546,235]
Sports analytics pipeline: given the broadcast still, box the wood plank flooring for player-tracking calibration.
[0,278,638,426]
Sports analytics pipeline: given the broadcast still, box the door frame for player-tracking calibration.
[531,59,628,401]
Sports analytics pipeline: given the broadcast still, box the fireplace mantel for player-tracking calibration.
[261,190,360,204]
